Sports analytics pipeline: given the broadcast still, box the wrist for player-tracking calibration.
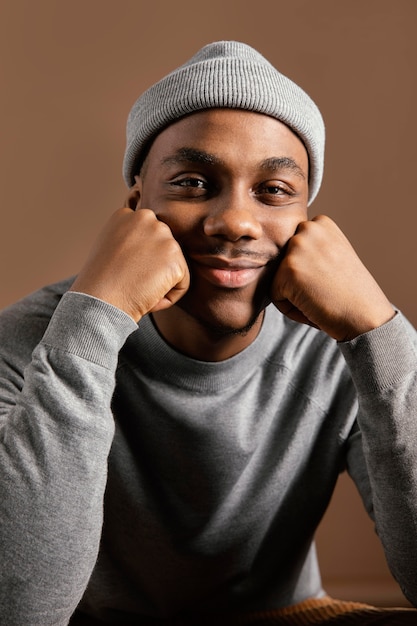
[339,304,396,342]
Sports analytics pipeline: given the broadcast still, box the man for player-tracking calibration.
[0,41,416,625]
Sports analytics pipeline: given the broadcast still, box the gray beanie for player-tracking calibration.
[123,41,325,204]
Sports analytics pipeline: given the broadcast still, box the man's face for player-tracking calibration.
[136,109,309,335]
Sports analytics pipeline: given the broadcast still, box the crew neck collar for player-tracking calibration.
[124,305,283,393]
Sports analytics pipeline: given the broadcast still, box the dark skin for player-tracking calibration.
[70,109,395,361]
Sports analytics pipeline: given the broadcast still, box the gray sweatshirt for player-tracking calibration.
[0,277,416,625]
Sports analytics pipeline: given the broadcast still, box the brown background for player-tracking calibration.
[1,0,416,607]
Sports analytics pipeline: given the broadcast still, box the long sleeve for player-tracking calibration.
[340,312,417,607]
[0,291,137,626]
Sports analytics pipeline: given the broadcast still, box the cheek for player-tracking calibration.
[151,204,201,242]
[265,209,308,246]
[140,185,193,235]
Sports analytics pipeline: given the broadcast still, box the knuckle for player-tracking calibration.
[163,234,182,256]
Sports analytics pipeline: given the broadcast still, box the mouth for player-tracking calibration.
[189,254,271,289]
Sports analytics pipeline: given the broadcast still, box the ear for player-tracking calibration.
[125,177,142,210]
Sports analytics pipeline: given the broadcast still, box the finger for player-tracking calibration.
[274,298,319,329]
[150,265,191,312]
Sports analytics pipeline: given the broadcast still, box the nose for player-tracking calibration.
[203,199,263,242]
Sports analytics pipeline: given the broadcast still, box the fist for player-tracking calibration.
[70,207,190,321]
[271,215,395,341]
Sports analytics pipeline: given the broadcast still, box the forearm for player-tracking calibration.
[0,292,137,625]
[340,313,417,606]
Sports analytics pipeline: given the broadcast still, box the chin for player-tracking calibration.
[176,290,269,338]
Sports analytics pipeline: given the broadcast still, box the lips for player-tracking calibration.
[189,254,269,289]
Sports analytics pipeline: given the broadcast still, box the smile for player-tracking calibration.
[190,255,268,289]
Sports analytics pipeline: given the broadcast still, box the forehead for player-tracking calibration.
[145,109,309,175]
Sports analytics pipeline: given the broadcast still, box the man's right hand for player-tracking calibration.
[70,207,190,322]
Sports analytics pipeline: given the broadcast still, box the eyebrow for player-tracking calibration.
[260,157,306,179]
[160,148,306,179]
[161,148,224,168]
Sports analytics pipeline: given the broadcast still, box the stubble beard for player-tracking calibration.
[175,287,270,340]
[173,252,278,340]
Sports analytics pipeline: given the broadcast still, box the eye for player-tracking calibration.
[255,180,294,204]
[263,184,286,195]
[169,175,210,197]
[175,177,206,189]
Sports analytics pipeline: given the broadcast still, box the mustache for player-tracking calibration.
[186,245,282,264]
